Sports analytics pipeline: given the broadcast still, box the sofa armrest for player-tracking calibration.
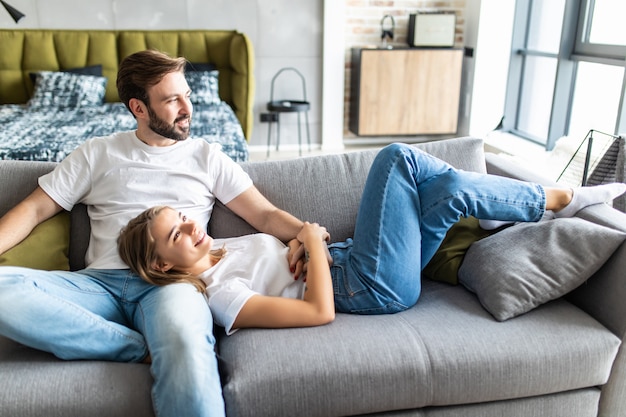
[567,204,626,337]
[485,152,559,186]
[487,152,626,337]
[582,212,626,417]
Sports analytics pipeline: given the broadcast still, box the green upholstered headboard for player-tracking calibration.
[0,29,255,140]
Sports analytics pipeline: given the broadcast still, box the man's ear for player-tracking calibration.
[129,98,148,119]
[152,259,174,273]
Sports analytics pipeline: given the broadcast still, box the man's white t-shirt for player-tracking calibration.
[200,233,306,335]
[38,131,253,269]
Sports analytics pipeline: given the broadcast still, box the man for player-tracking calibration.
[0,50,305,417]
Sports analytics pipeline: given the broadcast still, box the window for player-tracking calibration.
[503,0,626,150]
[576,0,626,55]
[568,61,622,139]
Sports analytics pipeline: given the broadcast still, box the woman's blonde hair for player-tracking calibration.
[118,206,224,292]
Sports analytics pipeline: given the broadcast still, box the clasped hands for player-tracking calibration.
[288,222,333,280]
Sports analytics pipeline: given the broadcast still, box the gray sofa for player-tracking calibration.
[1,136,625,417]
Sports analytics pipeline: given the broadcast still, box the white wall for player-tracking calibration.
[468,0,515,138]
[0,0,324,150]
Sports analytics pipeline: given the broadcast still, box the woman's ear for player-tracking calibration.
[152,259,174,273]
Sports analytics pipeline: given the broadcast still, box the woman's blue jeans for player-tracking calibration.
[0,267,225,417]
[329,143,545,314]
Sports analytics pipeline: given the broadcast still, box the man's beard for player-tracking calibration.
[147,105,191,141]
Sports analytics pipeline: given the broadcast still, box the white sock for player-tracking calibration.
[555,183,626,218]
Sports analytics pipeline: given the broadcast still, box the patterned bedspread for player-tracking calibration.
[0,102,248,162]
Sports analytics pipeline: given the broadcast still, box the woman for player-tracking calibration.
[118,143,625,335]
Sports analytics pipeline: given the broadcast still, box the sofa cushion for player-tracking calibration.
[0,335,154,417]
[218,279,620,416]
[458,217,626,321]
[0,211,70,270]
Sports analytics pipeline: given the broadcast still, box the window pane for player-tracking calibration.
[527,0,566,53]
[568,61,623,139]
[518,56,558,142]
[589,1,626,46]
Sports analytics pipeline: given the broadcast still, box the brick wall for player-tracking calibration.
[344,1,467,137]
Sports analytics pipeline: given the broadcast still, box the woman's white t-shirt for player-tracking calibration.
[200,233,306,335]
[38,131,253,269]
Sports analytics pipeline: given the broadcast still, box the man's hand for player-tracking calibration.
[296,222,330,245]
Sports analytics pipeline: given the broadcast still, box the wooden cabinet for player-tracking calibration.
[349,47,463,136]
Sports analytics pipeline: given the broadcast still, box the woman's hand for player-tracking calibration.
[287,238,305,279]
[296,223,333,277]
[288,223,332,279]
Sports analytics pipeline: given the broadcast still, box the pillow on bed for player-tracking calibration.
[186,70,220,105]
[65,64,103,77]
[28,71,107,109]
[29,65,104,84]
[185,62,216,72]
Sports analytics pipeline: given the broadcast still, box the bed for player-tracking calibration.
[0,30,255,162]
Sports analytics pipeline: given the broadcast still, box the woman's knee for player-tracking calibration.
[378,143,411,161]
[369,143,416,178]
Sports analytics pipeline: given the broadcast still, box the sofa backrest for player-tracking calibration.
[0,137,485,270]
[209,137,487,243]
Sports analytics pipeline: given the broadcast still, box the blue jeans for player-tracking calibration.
[329,143,545,314]
[0,267,225,417]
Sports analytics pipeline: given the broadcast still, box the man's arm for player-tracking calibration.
[226,185,306,276]
[225,185,303,242]
[0,187,63,255]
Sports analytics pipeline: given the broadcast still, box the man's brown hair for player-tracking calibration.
[116,49,187,112]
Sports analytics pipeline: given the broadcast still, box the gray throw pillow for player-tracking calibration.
[458,217,626,321]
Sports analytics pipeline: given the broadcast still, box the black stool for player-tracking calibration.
[266,67,311,157]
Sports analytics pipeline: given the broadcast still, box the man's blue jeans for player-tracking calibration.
[0,267,225,417]
[329,143,545,314]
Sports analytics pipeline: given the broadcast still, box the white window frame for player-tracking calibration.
[503,0,626,150]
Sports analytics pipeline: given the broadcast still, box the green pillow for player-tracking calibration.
[422,216,499,285]
[0,211,70,270]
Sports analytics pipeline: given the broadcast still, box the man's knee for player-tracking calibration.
[142,283,215,346]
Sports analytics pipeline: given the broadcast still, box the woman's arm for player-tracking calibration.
[232,222,335,330]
